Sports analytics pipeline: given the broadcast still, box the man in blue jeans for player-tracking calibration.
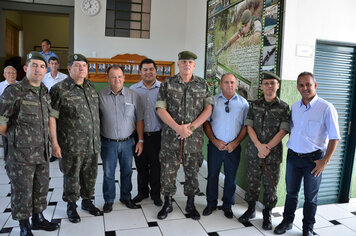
[99,65,144,213]
[274,72,340,236]
[202,73,248,218]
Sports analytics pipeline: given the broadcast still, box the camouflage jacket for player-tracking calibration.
[156,74,213,154]
[50,77,100,155]
[0,78,54,164]
[245,97,290,164]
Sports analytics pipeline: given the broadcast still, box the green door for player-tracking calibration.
[299,41,356,205]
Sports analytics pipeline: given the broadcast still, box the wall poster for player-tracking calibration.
[205,0,283,99]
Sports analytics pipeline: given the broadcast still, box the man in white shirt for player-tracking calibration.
[42,57,67,91]
[274,72,340,236]
[42,57,67,162]
[0,65,17,160]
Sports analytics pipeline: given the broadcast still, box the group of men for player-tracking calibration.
[0,47,339,236]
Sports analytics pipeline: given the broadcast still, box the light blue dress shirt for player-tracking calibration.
[0,80,11,97]
[40,50,58,72]
[209,93,249,143]
[287,95,341,153]
[130,80,162,132]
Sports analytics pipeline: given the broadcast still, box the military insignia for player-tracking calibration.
[28,53,32,59]
[74,54,78,60]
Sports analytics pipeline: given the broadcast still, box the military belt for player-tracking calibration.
[144,131,161,137]
[291,149,322,158]
[101,135,132,143]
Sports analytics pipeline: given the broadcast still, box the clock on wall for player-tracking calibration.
[81,0,101,16]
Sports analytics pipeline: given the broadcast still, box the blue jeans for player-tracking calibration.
[206,142,241,209]
[101,137,135,203]
[283,149,323,232]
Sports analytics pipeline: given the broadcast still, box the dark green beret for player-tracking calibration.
[68,53,88,64]
[178,51,197,60]
[241,9,252,25]
[261,71,281,82]
[26,51,47,67]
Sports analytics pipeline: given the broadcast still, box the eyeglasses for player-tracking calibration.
[225,101,229,113]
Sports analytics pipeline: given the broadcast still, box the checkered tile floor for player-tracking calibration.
[0,153,356,235]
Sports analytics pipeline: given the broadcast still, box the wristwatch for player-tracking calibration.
[190,125,195,132]
[138,139,144,143]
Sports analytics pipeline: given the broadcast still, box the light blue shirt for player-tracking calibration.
[287,95,341,153]
[0,80,11,97]
[40,50,58,72]
[209,93,249,143]
[130,80,162,132]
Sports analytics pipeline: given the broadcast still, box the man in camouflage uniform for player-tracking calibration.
[238,71,290,230]
[49,54,101,223]
[156,51,213,220]
[0,52,59,236]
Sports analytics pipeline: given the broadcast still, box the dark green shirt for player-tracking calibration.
[50,77,100,155]
[244,97,290,164]
[156,74,213,154]
[0,78,54,164]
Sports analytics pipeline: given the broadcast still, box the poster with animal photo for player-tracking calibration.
[205,0,283,99]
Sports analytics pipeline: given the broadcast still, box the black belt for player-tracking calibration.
[144,131,161,137]
[101,135,131,143]
[290,149,322,158]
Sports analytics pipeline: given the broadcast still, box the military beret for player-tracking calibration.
[68,53,88,64]
[241,9,252,25]
[261,71,281,82]
[178,51,197,60]
[26,51,47,67]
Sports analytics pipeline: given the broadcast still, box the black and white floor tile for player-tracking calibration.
[0,151,356,235]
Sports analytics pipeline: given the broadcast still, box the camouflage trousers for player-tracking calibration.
[6,162,49,220]
[245,158,281,209]
[160,149,203,196]
[59,153,98,202]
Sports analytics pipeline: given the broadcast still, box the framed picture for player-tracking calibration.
[131,65,139,74]
[164,66,171,75]
[124,65,131,74]
[205,0,283,99]
[88,63,96,73]
[98,63,106,73]
[157,66,163,75]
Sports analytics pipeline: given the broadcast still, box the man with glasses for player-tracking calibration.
[238,71,290,231]
[202,73,248,219]
[0,66,17,160]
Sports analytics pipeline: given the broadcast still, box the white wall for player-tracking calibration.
[74,0,207,77]
[281,0,356,81]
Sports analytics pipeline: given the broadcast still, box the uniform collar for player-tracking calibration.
[21,77,47,93]
[67,76,89,90]
[262,96,280,105]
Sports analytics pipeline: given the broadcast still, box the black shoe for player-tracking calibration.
[153,197,163,207]
[120,199,140,209]
[222,208,233,219]
[132,194,149,203]
[19,219,34,236]
[202,206,216,216]
[274,220,293,234]
[303,229,313,236]
[238,202,256,223]
[262,208,272,230]
[49,156,57,162]
[185,196,200,220]
[82,199,101,216]
[103,202,113,213]
[31,212,59,231]
[67,202,81,223]
[157,196,173,220]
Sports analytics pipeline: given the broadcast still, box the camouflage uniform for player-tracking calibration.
[156,74,213,196]
[244,97,290,208]
[0,78,53,220]
[50,77,100,202]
